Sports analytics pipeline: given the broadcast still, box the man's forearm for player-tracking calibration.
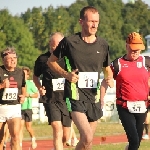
[47,60,68,78]
[100,79,108,101]
[33,75,42,90]
[103,66,114,88]
[21,87,26,96]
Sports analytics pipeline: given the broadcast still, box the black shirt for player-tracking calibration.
[53,32,111,102]
[34,51,65,103]
[0,65,25,105]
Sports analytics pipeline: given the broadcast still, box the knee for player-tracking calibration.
[26,126,32,131]
[81,133,93,146]
[11,134,20,142]
[52,126,63,138]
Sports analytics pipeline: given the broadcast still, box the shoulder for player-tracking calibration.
[97,36,108,46]
[35,52,50,63]
[15,67,23,73]
[111,57,123,67]
[142,55,150,70]
[0,65,4,74]
[0,65,3,71]
[65,32,81,43]
[26,80,35,85]
[144,55,150,61]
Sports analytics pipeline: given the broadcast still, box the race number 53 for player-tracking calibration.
[78,72,98,88]
[52,78,65,91]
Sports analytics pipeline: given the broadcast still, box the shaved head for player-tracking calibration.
[49,32,64,52]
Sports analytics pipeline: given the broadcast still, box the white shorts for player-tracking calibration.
[0,104,21,122]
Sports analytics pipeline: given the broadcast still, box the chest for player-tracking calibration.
[67,41,107,70]
[0,71,23,88]
[118,60,148,80]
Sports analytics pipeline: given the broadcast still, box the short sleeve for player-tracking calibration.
[22,71,26,87]
[103,46,111,67]
[53,37,68,58]
[34,57,44,77]
[111,59,120,80]
[145,56,150,72]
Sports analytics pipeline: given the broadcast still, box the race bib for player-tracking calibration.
[2,88,18,100]
[78,72,98,88]
[52,78,65,91]
[127,101,147,113]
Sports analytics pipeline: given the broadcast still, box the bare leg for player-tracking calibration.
[3,123,10,149]
[7,117,21,150]
[0,122,6,150]
[19,119,25,146]
[25,121,37,149]
[25,121,35,138]
[62,126,70,146]
[51,121,63,150]
[71,111,97,150]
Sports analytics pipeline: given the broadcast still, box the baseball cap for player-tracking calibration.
[126,32,145,50]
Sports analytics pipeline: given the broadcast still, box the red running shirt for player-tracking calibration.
[111,55,149,101]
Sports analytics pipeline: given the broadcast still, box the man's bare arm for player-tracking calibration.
[47,54,68,78]
[100,79,108,108]
[102,66,114,88]
[47,54,79,83]
[33,75,42,90]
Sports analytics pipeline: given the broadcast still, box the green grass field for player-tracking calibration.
[23,121,150,150]
[66,142,150,150]
[23,121,125,139]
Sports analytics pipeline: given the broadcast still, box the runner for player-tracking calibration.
[0,47,26,150]
[101,32,150,150]
[20,66,38,149]
[33,32,71,150]
[47,6,113,150]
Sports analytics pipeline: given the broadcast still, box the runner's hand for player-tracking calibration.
[19,95,25,104]
[66,69,79,83]
[105,77,114,88]
[38,86,46,96]
[2,78,10,88]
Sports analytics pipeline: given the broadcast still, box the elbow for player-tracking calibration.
[35,93,38,98]
[47,58,53,69]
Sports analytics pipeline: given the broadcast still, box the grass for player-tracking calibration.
[23,120,125,139]
[65,141,150,150]
[23,120,150,150]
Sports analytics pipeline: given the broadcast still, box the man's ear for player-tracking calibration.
[79,19,83,25]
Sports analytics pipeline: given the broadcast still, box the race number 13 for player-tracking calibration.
[78,72,98,88]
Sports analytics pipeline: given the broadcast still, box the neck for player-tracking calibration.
[124,54,138,61]
[81,32,96,43]
[5,66,15,71]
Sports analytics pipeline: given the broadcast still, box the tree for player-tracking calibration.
[0,9,40,69]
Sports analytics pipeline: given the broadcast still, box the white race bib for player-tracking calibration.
[2,88,18,100]
[52,78,65,91]
[78,72,98,88]
[127,101,147,113]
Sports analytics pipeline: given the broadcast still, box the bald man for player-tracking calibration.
[33,32,71,150]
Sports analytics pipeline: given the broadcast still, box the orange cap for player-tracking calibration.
[126,32,145,50]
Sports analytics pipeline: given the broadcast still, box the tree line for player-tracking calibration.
[0,0,150,69]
